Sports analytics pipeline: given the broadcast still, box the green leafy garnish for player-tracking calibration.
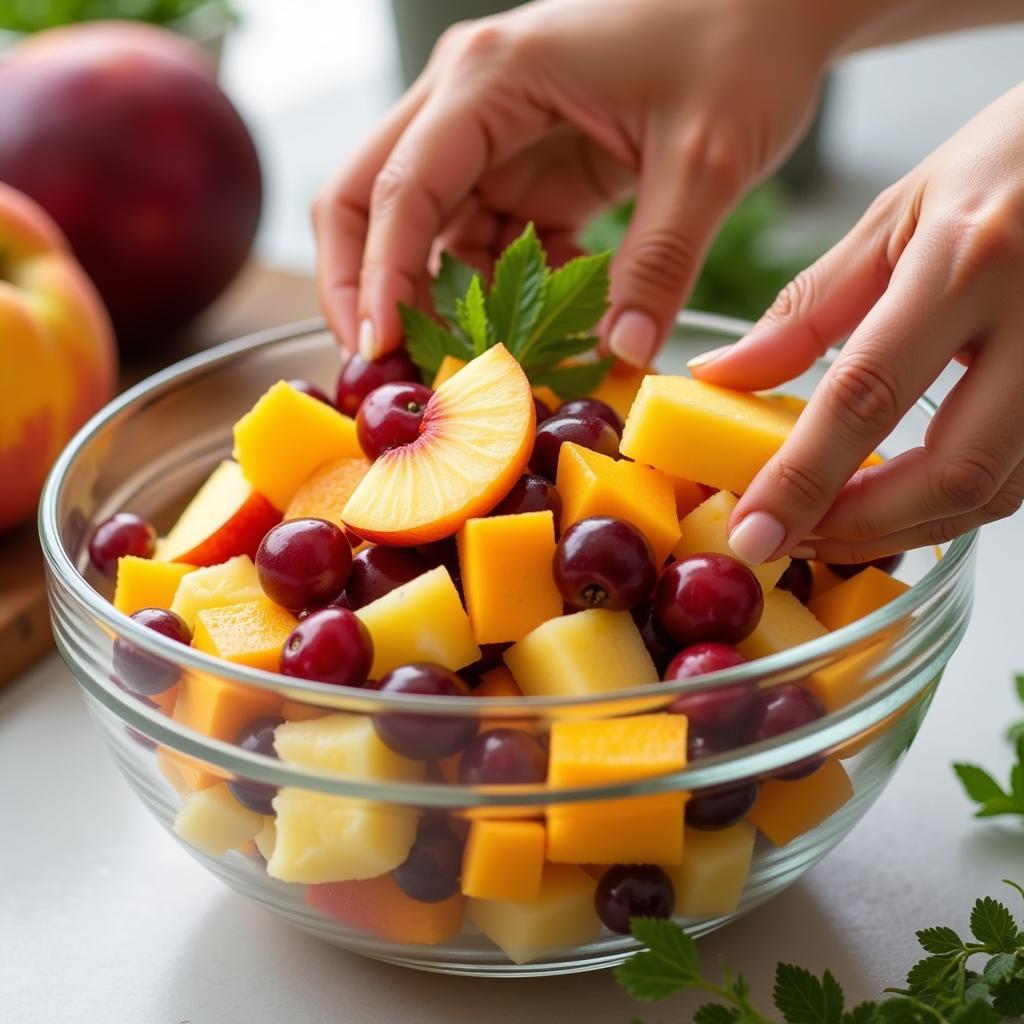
[616,882,1024,1024]
[954,676,1024,822]
[402,223,613,399]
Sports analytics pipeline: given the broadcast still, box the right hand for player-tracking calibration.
[314,0,843,365]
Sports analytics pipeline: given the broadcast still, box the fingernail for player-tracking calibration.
[729,511,787,565]
[358,318,380,361]
[609,310,657,368]
[687,343,734,370]
[790,546,816,559]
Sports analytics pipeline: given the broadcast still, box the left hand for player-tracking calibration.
[690,83,1024,565]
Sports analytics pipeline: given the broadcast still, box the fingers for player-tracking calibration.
[795,456,1024,563]
[727,233,970,564]
[688,193,896,390]
[601,132,745,368]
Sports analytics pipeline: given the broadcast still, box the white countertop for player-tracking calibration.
[2,512,1022,1023]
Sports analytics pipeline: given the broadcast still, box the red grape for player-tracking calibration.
[279,608,373,687]
[490,474,562,520]
[228,716,284,814]
[595,865,674,934]
[393,819,463,903]
[828,552,904,579]
[112,607,191,697]
[458,729,548,785]
[686,782,759,829]
[356,381,433,459]
[89,513,156,577]
[286,379,332,405]
[346,546,429,609]
[556,397,623,437]
[533,396,552,424]
[530,413,619,482]
[776,558,813,604]
[747,683,826,780]
[554,517,656,611]
[256,518,351,611]
[335,349,421,417]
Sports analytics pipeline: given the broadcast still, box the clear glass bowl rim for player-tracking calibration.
[38,313,976,806]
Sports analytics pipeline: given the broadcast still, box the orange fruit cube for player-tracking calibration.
[808,567,910,630]
[192,598,298,672]
[457,510,563,644]
[283,456,371,531]
[474,666,522,699]
[461,819,546,901]
[113,556,195,615]
[589,363,652,420]
[432,354,466,388]
[747,758,853,846]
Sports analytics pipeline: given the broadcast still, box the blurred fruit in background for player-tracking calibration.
[0,19,262,353]
[0,180,117,531]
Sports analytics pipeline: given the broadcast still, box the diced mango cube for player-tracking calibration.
[674,490,790,593]
[810,560,843,599]
[662,822,755,918]
[556,443,680,563]
[737,588,827,660]
[806,640,889,713]
[748,758,853,846]
[504,609,657,698]
[620,375,799,494]
[308,874,464,945]
[466,864,601,964]
[589,364,652,420]
[808,567,910,630]
[283,456,371,532]
[355,565,480,678]
[169,554,263,630]
[432,355,467,389]
[233,380,363,511]
[474,666,522,699]
[457,511,563,644]
[546,715,687,864]
[280,699,332,722]
[172,782,263,857]
[192,598,298,672]
[113,557,195,615]
[461,819,546,901]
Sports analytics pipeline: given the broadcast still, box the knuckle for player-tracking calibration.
[934,454,1002,513]
[450,18,529,68]
[675,125,745,198]
[826,356,902,436]
[766,271,817,324]
[770,455,832,509]
[953,199,1024,284]
[369,158,408,215]
[923,517,965,548]
[626,229,700,295]
[982,485,1024,522]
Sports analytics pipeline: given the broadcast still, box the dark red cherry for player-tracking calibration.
[594,865,675,934]
[89,513,157,577]
[345,546,429,609]
[393,819,463,903]
[256,518,351,611]
[112,607,191,697]
[279,607,373,687]
[286,379,332,405]
[554,517,656,611]
[533,396,552,424]
[747,683,827,780]
[530,413,619,482]
[556,397,623,437]
[335,348,421,417]
[776,558,813,604]
[490,474,562,520]
[458,729,548,785]
[356,381,433,459]
[686,782,759,829]
[228,716,285,814]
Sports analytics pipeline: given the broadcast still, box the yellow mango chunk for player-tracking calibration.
[192,598,298,672]
[461,819,546,901]
[808,567,910,630]
[173,670,283,743]
[169,554,263,630]
[547,715,687,864]
[504,609,657,697]
[113,557,195,615]
[233,380,363,511]
[355,565,480,678]
[466,864,601,964]
[674,490,790,593]
[457,511,563,644]
[474,666,522,699]
[172,782,263,857]
[806,640,889,713]
[589,364,652,420]
[663,822,756,918]
[748,758,854,846]
[738,588,827,660]
[432,354,466,388]
[283,457,371,531]
[621,375,799,494]
[557,442,680,563]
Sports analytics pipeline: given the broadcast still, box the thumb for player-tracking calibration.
[688,193,898,390]
[603,136,742,368]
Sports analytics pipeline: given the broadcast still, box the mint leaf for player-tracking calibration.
[970,897,1019,952]
[694,1004,742,1024]
[982,953,1018,985]
[431,252,477,326]
[615,918,700,1002]
[530,357,615,399]
[525,334,603,370]
[456,275,492,355]
[873,995,936,1022]
[842,1003,878,1024]
[955,764,1007,806]
[906,955,952,990]
[520,251,611,360]
[916,926,966,956]
[951,1000,1004,1024]
[991,976,1024,1017]
[488,222,546,353]
[399,303,472,378]
[773,964,844,1024]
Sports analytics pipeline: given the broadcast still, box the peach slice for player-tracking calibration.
[283,456,371,532]
[342,345,535,545]
[157,460,280,566]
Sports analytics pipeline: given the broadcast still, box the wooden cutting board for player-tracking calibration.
[0,263,320,688]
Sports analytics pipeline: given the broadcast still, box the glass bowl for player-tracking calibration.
[39,312,977,977]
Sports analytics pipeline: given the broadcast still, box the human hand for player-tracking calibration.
[314,0,842,364]
[692,83,1024,565]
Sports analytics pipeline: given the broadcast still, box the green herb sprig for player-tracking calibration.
[616,881,1024,1024]
[954,675,1024,822]
[400,223,614,399]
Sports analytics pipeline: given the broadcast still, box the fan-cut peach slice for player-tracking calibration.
[342,345,534,545]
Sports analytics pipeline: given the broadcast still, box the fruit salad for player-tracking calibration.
[89,230,914,965]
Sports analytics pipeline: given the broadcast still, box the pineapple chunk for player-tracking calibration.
[466,865,601,964]
[504,609,657,697]
[169,554,263,630]
[254,816,277,861]
[172,782,263,857]
[737,588,827,660]
[663,823,755,918]
[674,490,790,593]
[355,565,480,677]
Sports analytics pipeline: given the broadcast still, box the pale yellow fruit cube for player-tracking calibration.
[355,565,480,678]
[172,782,263,857]
[254,816,277,861]
[737,588,827,661]
[504,609,657,697]
[673,490,789,593]
[169,554,263,630]
[663,823,756,918]
[466,865,602,964]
